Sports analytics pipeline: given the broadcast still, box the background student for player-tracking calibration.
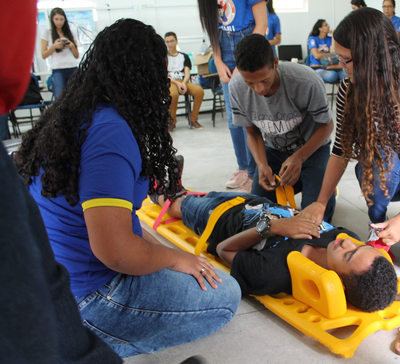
[266,0,281,58]
[197,0,268,193]
[41,7,79,98]
[308,19,347,83]
[165,31,205,131]
[350,0,367,10]
[383,0,400,37]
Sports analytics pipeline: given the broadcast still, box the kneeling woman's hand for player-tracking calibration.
[169,249,222,291]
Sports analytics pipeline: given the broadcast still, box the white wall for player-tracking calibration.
[34,0,387,73]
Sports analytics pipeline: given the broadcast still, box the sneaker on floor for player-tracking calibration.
[191,121,204,130]
[237,177,253,193]
[225,169,248,189]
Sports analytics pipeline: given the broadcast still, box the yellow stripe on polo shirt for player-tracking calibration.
[82,198,133,212]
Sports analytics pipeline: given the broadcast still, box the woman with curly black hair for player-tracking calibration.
[16,19,241,358]
[300,8,400,248]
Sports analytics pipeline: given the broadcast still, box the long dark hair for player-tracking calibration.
[351,0,367,7]
[16,19,180,206]
[197,0,220,51]
[50,8,75,53]
[267,0,276,15]
[309,19,325,37]
[333,8,400,202]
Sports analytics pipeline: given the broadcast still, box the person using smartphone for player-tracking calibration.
[41,7,79,98]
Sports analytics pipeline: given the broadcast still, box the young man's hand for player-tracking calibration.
[271,215,320,240]
[279,154,302,187]
[178,82,187,94]
[258,164,277,191]
[297,202,325,226]
[168,249,222,291]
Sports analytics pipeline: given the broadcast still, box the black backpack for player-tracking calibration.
[19,74,43,106]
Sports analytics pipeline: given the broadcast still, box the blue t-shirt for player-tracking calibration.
[218,0,264,32]
[390,15,400,34]
[266,11,281,57]
[308,35,332,66]
[266,13,281,41]
[29,104,149,296]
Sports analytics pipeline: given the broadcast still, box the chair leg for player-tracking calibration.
[185,95,192,128]
[30,108,34,128]
[330,83,335,109]
[212,94,217,127]
[219,95,224,118]
[9,112,20,138]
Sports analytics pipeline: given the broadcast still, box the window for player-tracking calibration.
[274,0,308,12]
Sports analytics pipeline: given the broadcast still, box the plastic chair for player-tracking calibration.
[305,54,339,110]
[200,58,225,127]
[8,74,46,137]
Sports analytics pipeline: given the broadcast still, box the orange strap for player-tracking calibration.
[274,176,297,209]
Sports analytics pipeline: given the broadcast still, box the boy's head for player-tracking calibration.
[235,34,279,97]
[164,31,178,53]
[327,238,398,312]
[235,33,276,72]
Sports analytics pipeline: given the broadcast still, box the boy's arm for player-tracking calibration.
[216,216,320,265]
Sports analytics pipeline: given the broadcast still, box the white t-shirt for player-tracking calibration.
[41,29,78,70]
[167,52,191,80]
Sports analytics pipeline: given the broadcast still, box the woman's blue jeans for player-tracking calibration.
[315,68,347,83]
[251,143,335,223]
[220,25,257,178]
[355,149,400,223]
[52,67,77,99]
[75,268,241,358]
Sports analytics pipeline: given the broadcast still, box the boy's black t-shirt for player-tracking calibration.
[207,196,359,296]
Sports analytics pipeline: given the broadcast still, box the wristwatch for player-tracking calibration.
[256,213,275,239]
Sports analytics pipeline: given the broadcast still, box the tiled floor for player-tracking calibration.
[125,104,400,364]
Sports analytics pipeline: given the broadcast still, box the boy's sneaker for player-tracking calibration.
[237,177,253,193]
[225,170,248,189]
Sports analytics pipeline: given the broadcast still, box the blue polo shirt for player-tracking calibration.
[29,104,149,296]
